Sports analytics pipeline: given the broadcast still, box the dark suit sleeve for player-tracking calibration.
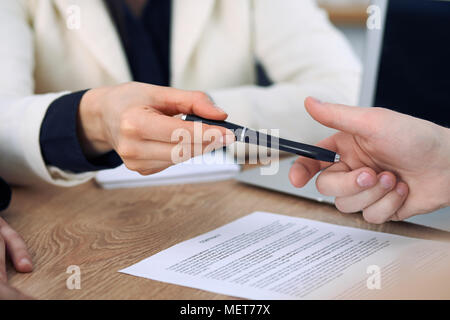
[0,177,11,211]
[39,90,123,173]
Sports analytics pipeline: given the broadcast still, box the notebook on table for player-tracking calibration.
[96,149,240,189]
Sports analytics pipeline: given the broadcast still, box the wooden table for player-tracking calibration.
[5,174,450,299]
[320,4,369,25]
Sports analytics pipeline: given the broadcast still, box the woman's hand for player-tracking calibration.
[78,82,236,175]
[0,217,32,299]
[0,282,31,300]
[289,98,450,224]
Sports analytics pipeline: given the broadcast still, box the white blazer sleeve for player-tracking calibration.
[0,1,94,187]
[209,0,362,143]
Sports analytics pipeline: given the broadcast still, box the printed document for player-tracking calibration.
[120,212,449,299]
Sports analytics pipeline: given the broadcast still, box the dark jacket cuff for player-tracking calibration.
[39,90,122,173]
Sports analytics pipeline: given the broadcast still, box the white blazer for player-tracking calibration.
[0,0,361,187]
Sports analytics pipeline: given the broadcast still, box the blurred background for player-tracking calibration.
[257,0,369,88]
[318,0,370,60]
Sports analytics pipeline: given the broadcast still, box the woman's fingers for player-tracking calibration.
[119,138,233,164]
[123,160,174,176]
[128,112,234,144]
[362,182,409,224]
[115,108,236,170]
[121,136,236,174]
[148,87,228,120]
[0,219,32,274]
[0,217,33,284]
[316,163,378,197]
[0,235,6,283]
[0,282,32,300]
[334,172,397,213]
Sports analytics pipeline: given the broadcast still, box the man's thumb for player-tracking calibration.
[304,97,373,137]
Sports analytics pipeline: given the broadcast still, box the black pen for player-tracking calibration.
[181,115,340,163]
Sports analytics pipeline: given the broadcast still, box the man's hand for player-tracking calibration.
[289,97,450,224]
[78,82,235,175]
[0,217,33,299]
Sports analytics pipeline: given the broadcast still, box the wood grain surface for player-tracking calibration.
[4,173,450,299]
[320,4,368,25]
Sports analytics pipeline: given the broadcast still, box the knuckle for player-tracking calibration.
[192,91,209,102]
[365,107,388,129]
[122,81,139,90]
[117,143,139,159]
[5,229,20,242]
[371,107,388,116]
[119,111,140,137]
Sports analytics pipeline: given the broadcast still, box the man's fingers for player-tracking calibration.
[289,159,320,188]
[150,87,228,120]
[362,182,409,224]
[0,219,32,273]
[0,236,6,283]
[304,97,380,137]
[289,136,337,188]
[334,172,397,213]
[316,164,378,197]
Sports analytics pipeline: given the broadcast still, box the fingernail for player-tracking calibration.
[357,172,374,188]
[380,174,394,189]
[309,97,323,104]
[220,134,235,146]
[396,184,407,197]
[19,258,32,268]
[215,105,227,114]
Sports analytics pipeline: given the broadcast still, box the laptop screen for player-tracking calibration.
[374,0,450,127]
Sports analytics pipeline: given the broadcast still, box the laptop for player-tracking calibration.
[237,0,450,231]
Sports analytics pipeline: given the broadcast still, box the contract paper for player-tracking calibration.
[120,212,450,299]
